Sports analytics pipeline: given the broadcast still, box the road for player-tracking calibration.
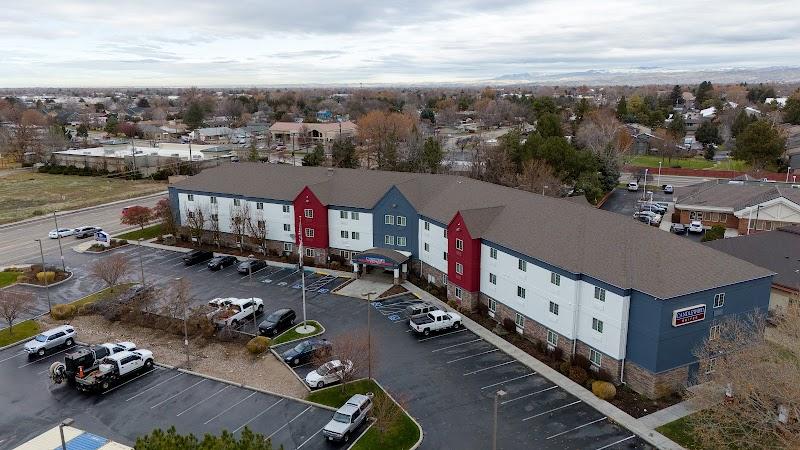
[0,192,165,267]
[620,172,712,188]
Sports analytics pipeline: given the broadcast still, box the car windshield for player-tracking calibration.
[333,412,351,424]
[318,363,333,375]
[34,334,47,342]
[293,342,308,352]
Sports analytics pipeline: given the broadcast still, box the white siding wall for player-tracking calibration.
[575,281,629,360]
[177,193,294,242]
[418,219,448,274]
[328,209,374,251]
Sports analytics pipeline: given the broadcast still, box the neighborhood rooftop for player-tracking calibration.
[676,179,800,211]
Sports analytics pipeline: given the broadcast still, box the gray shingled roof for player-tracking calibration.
[676,179,800,211]
[172,163,774,299]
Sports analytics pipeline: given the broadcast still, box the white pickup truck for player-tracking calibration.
[74,349,154,392]
[211,297,264,328]
[409,310,462,336]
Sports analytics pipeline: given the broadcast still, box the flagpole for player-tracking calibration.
[299,215,308,329]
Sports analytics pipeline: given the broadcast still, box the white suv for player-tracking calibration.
[24,325,76,357]
[627,182,639,192]
[323,393,373,442]
[688,221,704,233]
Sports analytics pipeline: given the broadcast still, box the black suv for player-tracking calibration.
[183,250,214,266]
[259,308,297,336]
[237,259,267,274]
[282,338,331,366]
[207,255,238,271]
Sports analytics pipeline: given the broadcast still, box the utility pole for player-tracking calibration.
[52,211,66,272]
[362,291,376,379]
[492,390,507,450]
[138,238,145,286]
[35,239,52,312]
[176,277,190,369]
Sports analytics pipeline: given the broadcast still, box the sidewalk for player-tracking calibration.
[402,281,686,450]
[639,400,698,429]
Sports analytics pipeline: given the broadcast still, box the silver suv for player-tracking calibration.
[322,393,373,442]
[24,325,76,357]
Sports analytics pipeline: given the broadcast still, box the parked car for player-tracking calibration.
[663,185,674,194]
[48,228,75,239]
[207,255,238,271]
[403,302,439,322]
[409,310,462,336]
[282,338,332,366]
[24,325,76,357]
[211,297,264,328]
[305,359,353,388]
[183,250,214,266]
[237,259,267,274]
[258,308,296,336]
[322,394,373,442]
[626,181,639,192]
[633,211,661,225]
[689,220,704,233]
[670,223,687,234]
[74,226,102,239]
[639,204,666,215]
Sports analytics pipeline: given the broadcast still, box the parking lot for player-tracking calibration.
[0,342,362,449]
[600,188,705,243]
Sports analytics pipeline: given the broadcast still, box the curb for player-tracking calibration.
[80,243,131,255]
[344,419,377,450]
[371,377,424,450]
[270,348,313,393]
[270,322,326,349]
[15,271,74,289]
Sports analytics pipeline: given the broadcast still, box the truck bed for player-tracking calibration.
[410,315,434,326]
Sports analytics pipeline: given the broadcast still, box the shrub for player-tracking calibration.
[502,318,516,333]
[217,326,238,342]
[246,336,271,355]
[592,381,617,400]
[559,361,571,375]
[532,339,546,354]
[51,303,77,320]
[549,346,564,362]
[595,368,614,382]
[447,299,459,310]
[569,366,589,385]
[585,378,595,390]
[36,271,56,283]
[476,301,488,317]
[571,354,591,371]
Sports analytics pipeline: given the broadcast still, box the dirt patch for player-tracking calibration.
[37,314,308,399]
[10,265,71,285]
[378,284,408,299]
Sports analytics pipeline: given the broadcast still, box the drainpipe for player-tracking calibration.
[571,280,582,356]
[620,358,626,383]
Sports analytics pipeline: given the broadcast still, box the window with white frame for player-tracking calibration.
[690,211,704,221]
[710,212,720,222]
[594,287,606,302]
[424,242,430,252]
[282,205,290,213]
[549,301,559,315]
[489,273,497,285]
[187,194,194,201]
[341,250,351,260]
[443,252,447,261]
[490,248,497,259]
[283,224,291,232]
[550,272,561,286]
[589,348,602,367]
[233,198,240,206]
[211,213,219,222]
[305,248,314,257]
[385,215,394,225]
[397,215,406,226]
[455,263,463,275]
[592,318,604,333]
[706,357,716,374]
[714,293,725,308]
[351,212,359,220]
[424,221,430,231]
[515,313,524,328]
[340,230,349,239]
[304,209,313,218]
[709,325,721,340]
[210,196,217,204]
[187,211,195,219]
[547,329,558,347]
[283,243,292,252]
[257,220,265,230]
[454,287,462,299]
[340,211,348,219]
[256,202,263,210]
[517,286,526,299]
[443,274,448,286]
[455,238,464,251]
[397,236,407,247]
[488,298,496,312]
[305,228,314,238]
[518,259,527,271]
[352,232,360,240]
[385,235,395,245]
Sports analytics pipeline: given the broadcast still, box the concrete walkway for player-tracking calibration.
[639,401,698,429]
[336,277,392,298]
[402,281,686,450]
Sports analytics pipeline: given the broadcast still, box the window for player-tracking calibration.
[187,211,195,219]
[283,243,292,252]
[489,273,497,285]
[454,287,462,299]
[714,293,725,308]
[304,209,313,219]
[385,235,395,245]
[706,357,716,374]
[515,313,525,328]
[233,198,240,206]
[592,318,604,333]
[549,301,559,315]
[490,248,498,259]
[589,348,602,367]
[594,287,606,302]
[709,325,721,341]
[305,248,314,257]
[488,298,496,312]
[341,250,351,260]
[352,232,360,240]
[257,220,265,229]
[455,238,464,251]
[710,212,720,222]
[340,230,349,239]
[550,272,561,286]
[455,263,463,275]
[397,216,406,226]
[256,202,263,210]
[517,286,526,299]
[305,228,314,238]
[210,196,217,204]
[282,205,290,213]
[547,330,558,347]
[424,221,430,231]
[340,210,348,219]
[385,215,394,225]
[443,252,447,261]
[424,242,430,252]
[397,236,407,247]
[352,212,359,220]
[690,211,704,221]
[443,229,448,238]
[283,224,291,232]
[443,274,448,286]
[210,213,218,222]
[720,213,727,222]
[187,194,194,201]
[518,259,527,271]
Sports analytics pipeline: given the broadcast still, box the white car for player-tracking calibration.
[688,221,704,233]
[306,359,353,389]
[48,228,75,239]
[627,182,639,192]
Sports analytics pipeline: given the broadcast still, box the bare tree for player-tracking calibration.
[314,328,373,391]
[246,211,269,255]
[229,202,251,250]
[89,253,132,289]
[575,109,629,163]
[162,277,192,321]
[372,390,407,445]
[0,290,34,335]
[516,160,562,197]
[209,212,222,248]
[184,205,207,244]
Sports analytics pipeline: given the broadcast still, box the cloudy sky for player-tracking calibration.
[1,0,799,87]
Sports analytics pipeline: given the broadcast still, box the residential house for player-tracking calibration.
[269,121,357,149]
[189,127,233,143]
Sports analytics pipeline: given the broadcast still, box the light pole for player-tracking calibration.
[787,166,792,183]
[59,418,74,450]
[52,211,66,272]
[176,277,190,369]
[248,254,257,329]
[35,239,52,312]
[657,161,662,188]
[642,168,648,201]
[492,389,507,450]
[138,238,145,286]
[248,254,255,282]
[362,291,376,380]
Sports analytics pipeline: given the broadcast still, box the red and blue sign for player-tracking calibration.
[672,304,706,327]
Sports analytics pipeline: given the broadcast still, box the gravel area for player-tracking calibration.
[37,314,308,398]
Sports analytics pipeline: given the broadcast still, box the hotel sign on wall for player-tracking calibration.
[672,304,706,327]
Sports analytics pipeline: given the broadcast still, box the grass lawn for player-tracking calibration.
[657,415,703,450]
[0,271,20,288]
[70,283,135,308]
[271,320,323,346]
[629,155,716,169]
[0,172,164,224]
[307,379,420,450]
[116,223,164,241]
[0,320,40,347]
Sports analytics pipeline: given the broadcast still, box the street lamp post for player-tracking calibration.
[176,277,190,369]
[642,168,648,201]
[657,161,662,188]
[59,418,74,450]
[138,238,145,286]
[34,239,52,312]
[362,291,376,380]
[492,390,507,450]
[248,254,257,329]
[52,211,66,272]
[787,166,792,183]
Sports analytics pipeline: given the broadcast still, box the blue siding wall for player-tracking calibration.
[627,276,772,373]
[372,186,419,258]
[168,187,180,224]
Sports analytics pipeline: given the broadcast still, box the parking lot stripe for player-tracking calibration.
[593,435,636,450]
[176,385,231,416]
[446,349,498,364]
[0,351,25,364]
[501,385,558,405]
[103,368,157,394]
[432,338,483,353]
[521,399,581,420]
[463,360,514,375]
[417,328,467,342]
[480,373,535,390]
[17,347,73,368]
[271,269,300,283]
[545,416,606,440]
[296,425,326,449]
[150,379,207,408]
[264,406,312,440]
[232,398,284,433]
[204,392,256,425]
[126,373,183,401]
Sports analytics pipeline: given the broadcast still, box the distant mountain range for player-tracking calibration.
[491,66,800,85]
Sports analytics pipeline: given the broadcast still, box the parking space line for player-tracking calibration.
[480,373,535,390]
[463,360,515,375]
[501,386,558,405]
[232,398,284,433]
[150,379,207,408]
[432,338,483,353]
[204,392,256,424]
[545,417,606,440]
[264,406,312,440]
[417,328,467,342]
[103,368,157,394]
[125,373,184,401]
[271,269,300,283]
[446,349,498,364]
[17,347,73,368]
[296,425,326,449]
[176,385,231,416]
[521,399,581,419]
[593,435,636,450]
[0,351,25,363]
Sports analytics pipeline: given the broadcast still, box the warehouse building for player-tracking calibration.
[169,163,774,398]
